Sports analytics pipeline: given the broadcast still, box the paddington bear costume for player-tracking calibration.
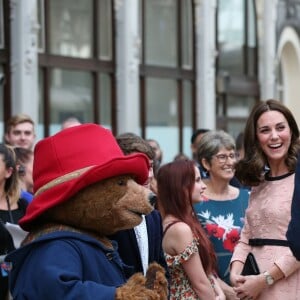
[5,124,168,300]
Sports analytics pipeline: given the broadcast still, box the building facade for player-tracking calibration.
[0,0,298,162]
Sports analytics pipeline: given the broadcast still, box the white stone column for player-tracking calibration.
[194,0,217,130]
[10,0,39,123]
[114,0,140,135]
[260,0,278,100]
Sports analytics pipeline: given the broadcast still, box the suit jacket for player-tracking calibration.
[110,209,168,279]
[287,156,300,260]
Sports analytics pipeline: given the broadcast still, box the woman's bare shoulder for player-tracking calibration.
[166,221,194,243]
[163,221,195,255]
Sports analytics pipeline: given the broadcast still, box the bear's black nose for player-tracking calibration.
[148,192,157,207]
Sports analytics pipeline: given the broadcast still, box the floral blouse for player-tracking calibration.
[165,238,200,300]
[194,188,249,283]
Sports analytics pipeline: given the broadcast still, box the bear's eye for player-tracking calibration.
[117,179,126,186]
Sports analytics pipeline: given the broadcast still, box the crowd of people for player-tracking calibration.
[1,98,300,299]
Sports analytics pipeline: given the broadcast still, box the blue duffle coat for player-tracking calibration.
[5,230,129,299]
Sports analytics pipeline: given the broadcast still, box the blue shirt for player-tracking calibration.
[20,190,33,203]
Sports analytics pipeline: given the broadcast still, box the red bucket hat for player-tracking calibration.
[19,124,149,231]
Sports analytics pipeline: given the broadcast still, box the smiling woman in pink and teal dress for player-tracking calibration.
[193,130,249,299]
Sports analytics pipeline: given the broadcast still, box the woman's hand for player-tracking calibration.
[213,282,226,300]
[216,277,239,300]
[230,260,245,287]
[223,286,239,300]
[230,272,245,288]
[210,276,226,300]
[233,274,265,300]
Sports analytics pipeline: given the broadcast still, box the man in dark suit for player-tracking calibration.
[110,133,169,279]
[287,155,300,260]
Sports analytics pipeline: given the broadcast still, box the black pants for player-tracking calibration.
[0,275,8,300]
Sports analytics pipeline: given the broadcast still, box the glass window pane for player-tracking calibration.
[227,119,247,142]
[247,0,256,48]
[181,0,193,69]
[216,94,224,117]
[218,0,245,75]
[183,80,193,158]
[50,69,93,135]
[145,0,178,67]
[138,1,142,63]
[276,63,284,101]
[247,0,257,76]
[227,95,256,117]
[145,77,178,163]
[99,0,112,60]
[98,73,112,129]
[0,0,4,49]
[49,0,93,58]
[38,68,44,140]
[247,47,256,76]
[38,0,45,52]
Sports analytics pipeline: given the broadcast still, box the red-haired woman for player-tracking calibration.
[157,159,225,299]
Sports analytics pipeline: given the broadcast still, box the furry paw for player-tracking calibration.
[115,273,159,300]
[145,262,168,300]
[115,262,168,300]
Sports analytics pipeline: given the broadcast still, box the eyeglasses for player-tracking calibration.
[214,153,237,164]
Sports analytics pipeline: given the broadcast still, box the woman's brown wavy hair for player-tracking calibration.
[156,159,217,275]
[235,99,300,186]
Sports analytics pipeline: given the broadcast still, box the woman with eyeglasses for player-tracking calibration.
[229,99,300,300]
[194,130,249,300]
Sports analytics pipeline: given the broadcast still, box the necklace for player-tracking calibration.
[6,195,14,223]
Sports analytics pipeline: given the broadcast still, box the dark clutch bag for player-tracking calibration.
[241,252,260,275]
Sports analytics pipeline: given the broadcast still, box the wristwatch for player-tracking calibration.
[263,271,274,286]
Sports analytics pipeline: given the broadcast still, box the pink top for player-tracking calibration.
[231,173,300,299]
